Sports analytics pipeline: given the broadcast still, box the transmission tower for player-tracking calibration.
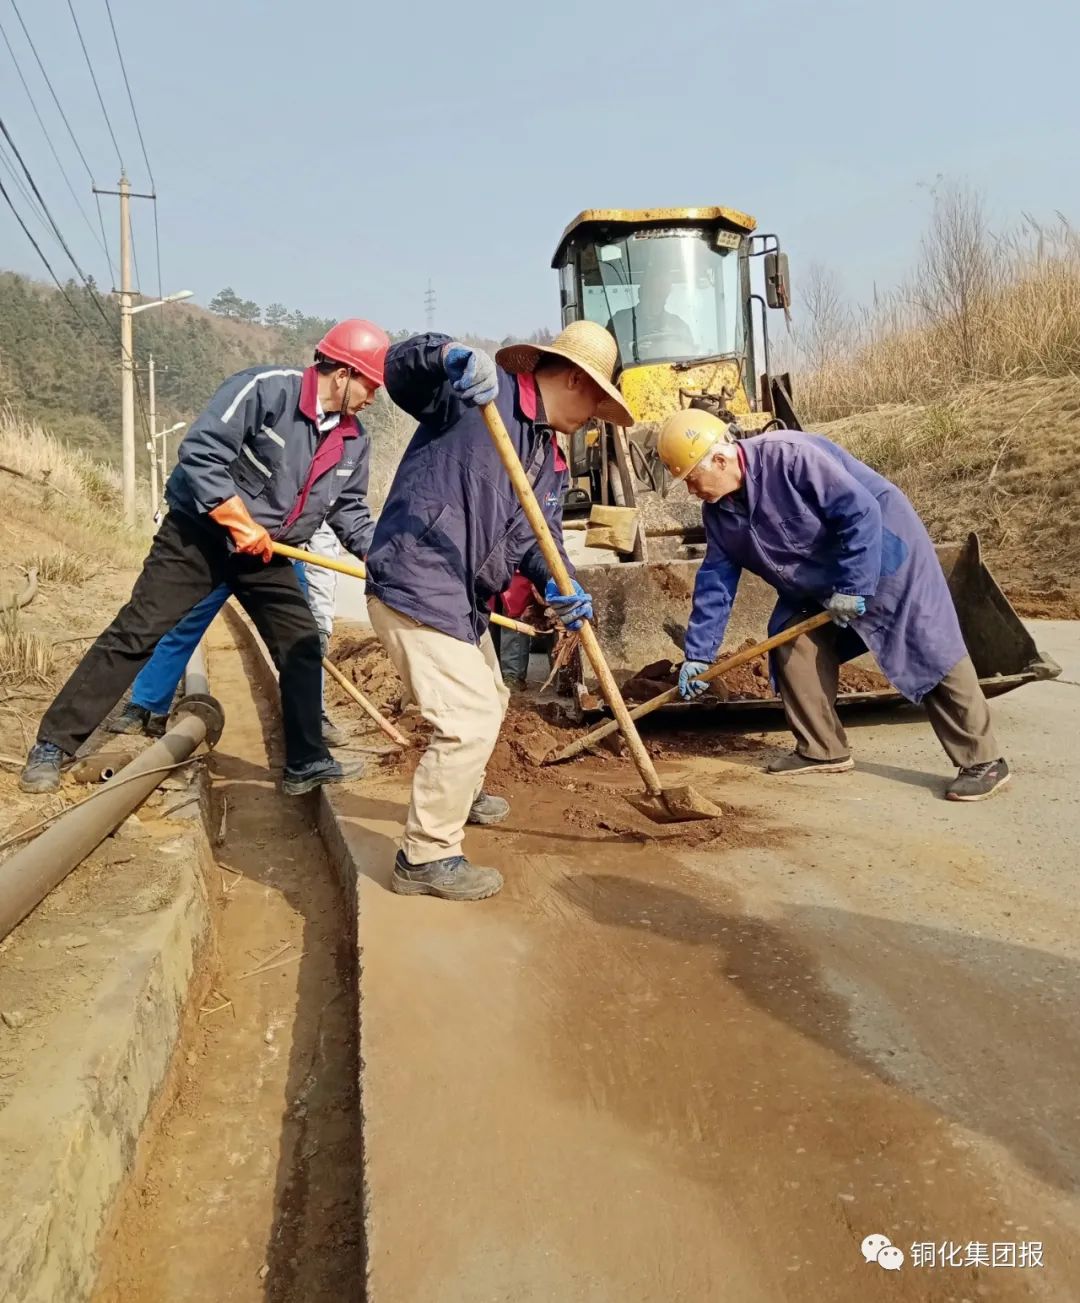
[424,279,436,330]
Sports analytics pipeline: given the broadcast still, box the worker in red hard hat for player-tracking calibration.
[21,319,391,797]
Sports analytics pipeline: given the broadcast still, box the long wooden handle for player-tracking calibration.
[479,403,665,799]
[272,542,539,638]
[549,611,834,763]
[322,657,409,747]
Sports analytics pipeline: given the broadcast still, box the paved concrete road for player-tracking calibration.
[330,621,1080,1302]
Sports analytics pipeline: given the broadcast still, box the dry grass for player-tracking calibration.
[0,609,54,686]
[793,192,1080,424]
[819,373,1080,592]
[24,549,100,585]
[0,404,149,564]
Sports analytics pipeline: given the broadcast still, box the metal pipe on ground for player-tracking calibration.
[0,644,224,943]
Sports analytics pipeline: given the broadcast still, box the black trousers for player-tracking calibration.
[38,511,327,769]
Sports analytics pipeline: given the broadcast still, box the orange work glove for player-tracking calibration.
[208,495,274,562]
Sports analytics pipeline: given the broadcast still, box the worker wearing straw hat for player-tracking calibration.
[366,321,632,901]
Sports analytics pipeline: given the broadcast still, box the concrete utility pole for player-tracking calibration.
[118,174,136,522]
[147,351,157,514]
[94,174,193,526]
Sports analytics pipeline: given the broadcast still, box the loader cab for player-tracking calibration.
[553,207,774,429]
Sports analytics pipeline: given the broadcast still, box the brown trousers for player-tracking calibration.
[772,619,999,768]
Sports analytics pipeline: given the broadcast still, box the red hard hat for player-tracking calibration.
[315,319,390,387]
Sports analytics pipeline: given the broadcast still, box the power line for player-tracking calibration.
[0,137,52,237]
[102,0,152,189]
[103,0,161,298]
[65,0,124,172]
[8,0,96,184]
[0,113,152,432]
[0,172,97,332]
[0,10,116,279]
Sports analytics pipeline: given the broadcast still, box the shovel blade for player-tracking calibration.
[624,785,723,824]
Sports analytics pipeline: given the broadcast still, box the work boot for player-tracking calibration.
[321,712,346,747]
[766,751,855,775]
[282,754,365,796]
[467,790,511,825]
[18,740,71,794]
[392,851,503,901]
[107,702,168,737]
[945,757,1011,802]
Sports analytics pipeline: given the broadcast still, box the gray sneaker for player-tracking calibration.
[392,852,503,901]
[282,754,365,796]
[766,751,854,775]
[467,791,510,825]
[19,740,71,794]
[321,713,347,747]
[946,757,1011,802]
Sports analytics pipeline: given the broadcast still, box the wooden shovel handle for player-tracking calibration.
[479,403,664,799]
[322,657,409,747]
[271,542,539,637]
[548,611,835,764]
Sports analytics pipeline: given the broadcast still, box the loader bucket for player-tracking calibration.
[576,532,1060,716]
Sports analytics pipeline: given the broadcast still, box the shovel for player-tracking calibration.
[545,612,834,764]
[321,656,409,748]
[270,542,540,637]
[478,402,720,825]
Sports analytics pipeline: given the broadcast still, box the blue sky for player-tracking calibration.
[1,0,1077,340]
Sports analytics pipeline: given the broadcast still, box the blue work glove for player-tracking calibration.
[444,343,498,406]
[544,577,593,630]
[824,592,867,626]
[677,660,712,700]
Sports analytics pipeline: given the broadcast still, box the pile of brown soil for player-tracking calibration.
[1006,586,1080,621]
[621,641,890,703]
[329,634,404,713]
[326,633,774,845]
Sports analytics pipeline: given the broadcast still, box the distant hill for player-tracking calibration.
[0,271,337,468]
[0,271,551,503]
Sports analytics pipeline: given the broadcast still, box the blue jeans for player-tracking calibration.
[129,561,319,715]
[129,584,230,713]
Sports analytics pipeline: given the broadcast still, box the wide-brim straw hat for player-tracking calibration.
[496,320,634,428]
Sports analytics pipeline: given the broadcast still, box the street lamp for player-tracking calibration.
[146,421,187,519]
[120,287,194,524]
[129,289,194,317]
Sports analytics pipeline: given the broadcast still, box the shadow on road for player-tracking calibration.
[561,872,1080,1195]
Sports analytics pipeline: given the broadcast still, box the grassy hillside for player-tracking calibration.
[790,188,1080,605]
[0,272,541,505]
[0,273,325,469]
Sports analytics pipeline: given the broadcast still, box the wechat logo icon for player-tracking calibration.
[862,1234,905,1271]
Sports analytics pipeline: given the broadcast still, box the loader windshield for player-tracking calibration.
[578,229,743,367]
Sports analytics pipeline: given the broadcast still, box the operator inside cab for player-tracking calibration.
[606,263,696,362]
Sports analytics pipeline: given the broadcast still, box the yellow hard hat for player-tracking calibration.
[656,409,733,482]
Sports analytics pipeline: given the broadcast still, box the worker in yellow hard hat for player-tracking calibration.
[656,409,1009,802]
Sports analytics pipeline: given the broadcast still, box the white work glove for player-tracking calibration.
[824,592,867,626]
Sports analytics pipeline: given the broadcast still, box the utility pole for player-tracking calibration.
[147,351,157,515]
[425,279,436,331]
[118,174,136,523]
[93,175,193,526]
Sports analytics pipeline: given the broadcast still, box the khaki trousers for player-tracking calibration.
[368,597,510,864]
[772,618,999,768]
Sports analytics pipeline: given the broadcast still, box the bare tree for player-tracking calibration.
[796,262,850,373]
[914,183,998,378]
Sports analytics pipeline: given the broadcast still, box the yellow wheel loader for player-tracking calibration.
[549,206,1060,713]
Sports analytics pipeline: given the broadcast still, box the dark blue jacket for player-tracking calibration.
[684,432,967,701]
[365,333,573,644]
[165,365,374,556]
